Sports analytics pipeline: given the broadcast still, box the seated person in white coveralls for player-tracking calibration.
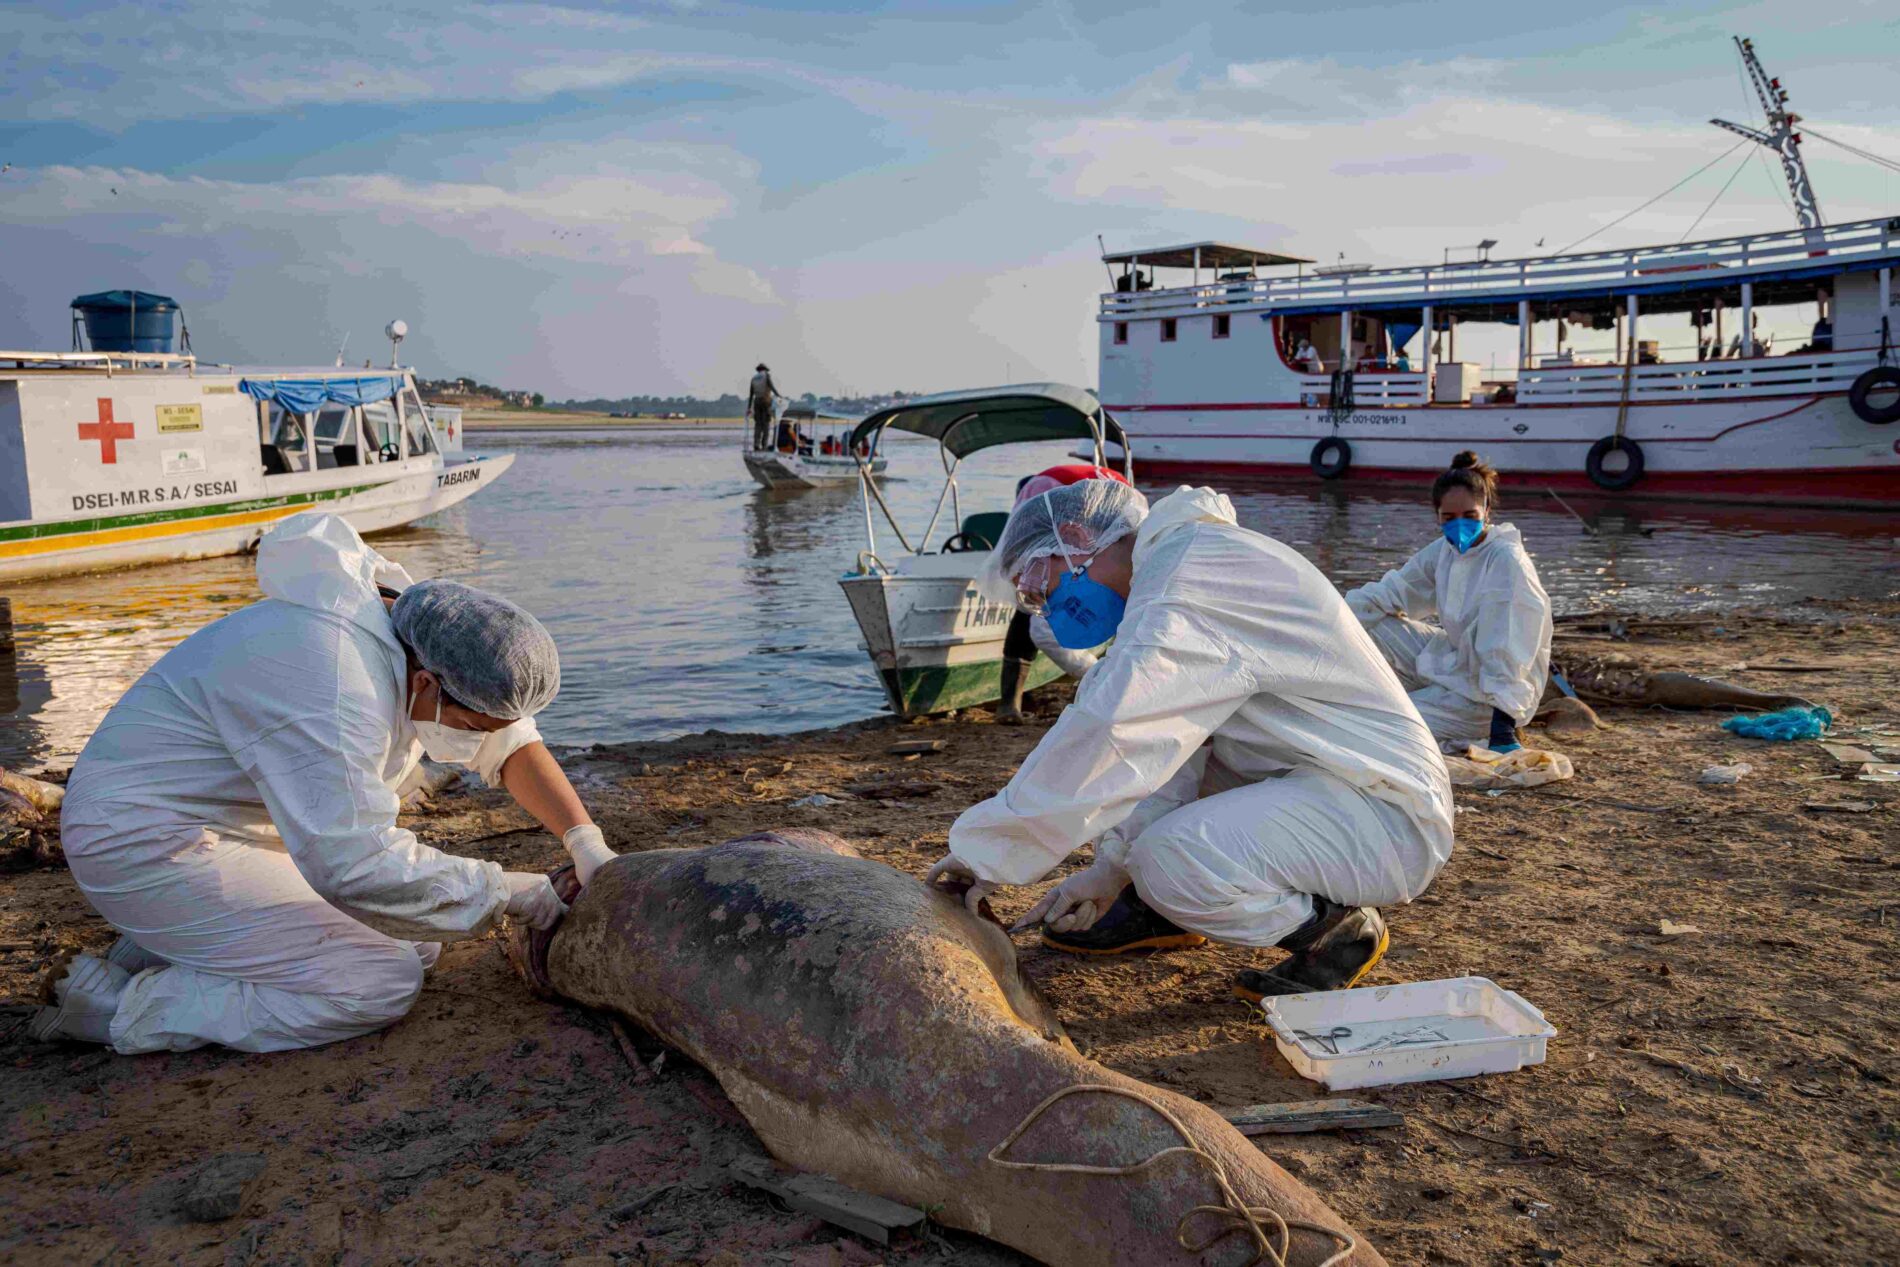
[33,513,618,1053]
[927,480,1455,1001]
[1344,451,1553,754]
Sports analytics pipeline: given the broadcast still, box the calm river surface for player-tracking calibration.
[2,425,1894,771]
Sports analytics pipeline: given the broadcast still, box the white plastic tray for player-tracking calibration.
[1261,976,1555,1090]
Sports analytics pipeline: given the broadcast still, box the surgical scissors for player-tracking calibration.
[1293,1026,1353,1055]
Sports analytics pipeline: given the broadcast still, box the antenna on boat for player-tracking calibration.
[334,332,350,368]
[1710,36,1821,229]
[384,319,408,369]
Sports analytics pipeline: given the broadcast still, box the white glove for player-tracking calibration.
[1010,855,1130,934]
[563,824,616,886]
[925,853,999,917]
[503,872,568,930]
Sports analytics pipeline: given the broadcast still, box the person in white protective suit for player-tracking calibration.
[33,513,620,1053]
[1343,451,1553,753]
[926,481,1455,1001]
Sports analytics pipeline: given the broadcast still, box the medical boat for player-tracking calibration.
[741,402,888,488]
[839,383,1132,718]
[0,293,513,581]
[1095,38,1900,508]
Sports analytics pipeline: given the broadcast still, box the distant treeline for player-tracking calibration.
[555,391,924,417]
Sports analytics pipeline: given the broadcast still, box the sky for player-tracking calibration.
[2,0,1896,399]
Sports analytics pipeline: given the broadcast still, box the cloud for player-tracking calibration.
[0,143,781,395]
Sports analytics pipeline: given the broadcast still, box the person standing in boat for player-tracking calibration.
[1343,452,1553,753]
[748,364,782,451]
[33,513,618,1053]
[994,464,1129,724]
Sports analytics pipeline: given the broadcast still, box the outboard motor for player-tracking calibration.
[71,290,187,354]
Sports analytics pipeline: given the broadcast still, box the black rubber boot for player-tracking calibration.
[1041,886,1207,956]
[995,657,1032,725]
[1232,898,1389,1002]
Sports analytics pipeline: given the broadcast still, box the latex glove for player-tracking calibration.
[926,853,998,917]
[1011,856,1130,935]
[503,872,568,930]
[563,824,616,886]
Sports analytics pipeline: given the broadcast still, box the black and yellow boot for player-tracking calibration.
[994,657,1032,725]
[1232,898,1389,1002]
[1041,886,1207,956]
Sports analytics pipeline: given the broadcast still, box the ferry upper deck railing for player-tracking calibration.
[1100,215,1900,319]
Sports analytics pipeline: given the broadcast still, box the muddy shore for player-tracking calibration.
[3,599,1896,1266]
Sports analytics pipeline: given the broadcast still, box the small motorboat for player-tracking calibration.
[742,403,887,488]
[839,383,1132,717]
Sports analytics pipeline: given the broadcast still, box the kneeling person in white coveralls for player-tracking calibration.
[928,481,1455,1001]
[34,513,619,1053]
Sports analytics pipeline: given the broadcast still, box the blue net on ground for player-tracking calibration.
[1720,705,1832,742]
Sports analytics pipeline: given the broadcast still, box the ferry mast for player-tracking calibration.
[1710,36,1822,229]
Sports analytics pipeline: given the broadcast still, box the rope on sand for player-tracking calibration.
[987,1083,1358,1267]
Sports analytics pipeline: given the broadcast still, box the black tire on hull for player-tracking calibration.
[1847,366,1900,425]
[1585,435,1645,491]
[1310,436,1352,480]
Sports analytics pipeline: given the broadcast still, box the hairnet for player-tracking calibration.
[978,479,1148,604]
[390,580,561,720]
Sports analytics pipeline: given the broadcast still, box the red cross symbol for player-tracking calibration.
[78,398,134,464]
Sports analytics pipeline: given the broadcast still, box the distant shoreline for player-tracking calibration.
[456,407,742,430]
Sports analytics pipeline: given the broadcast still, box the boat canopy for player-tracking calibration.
[1102,242,1312,270]
[848,383,1129,461]
[239,375,406,413]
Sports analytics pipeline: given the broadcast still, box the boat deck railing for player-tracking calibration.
[1285,341,1884,407]
[1101,215,1900,319]
[0,349,203,375]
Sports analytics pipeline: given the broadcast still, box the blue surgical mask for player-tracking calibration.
[1044,565,1126,649]
[1442,517,1484,554]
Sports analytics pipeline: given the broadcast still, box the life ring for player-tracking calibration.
[1310,436,1352,480]
[1585,436,1645,491]
[1847,366,1900,425]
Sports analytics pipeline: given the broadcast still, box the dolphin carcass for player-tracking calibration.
[509,829,1383,1267]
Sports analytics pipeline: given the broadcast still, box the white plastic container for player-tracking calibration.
[1261,976,1556,1091]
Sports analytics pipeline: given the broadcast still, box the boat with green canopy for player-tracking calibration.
[838,382,1134,717]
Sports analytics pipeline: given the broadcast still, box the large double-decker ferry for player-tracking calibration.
[1096,38,1900,508]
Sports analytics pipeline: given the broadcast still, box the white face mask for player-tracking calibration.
[411,681,488,766]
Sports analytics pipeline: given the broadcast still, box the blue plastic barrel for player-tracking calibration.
[72,290,180,353]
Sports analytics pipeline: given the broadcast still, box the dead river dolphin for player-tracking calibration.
[510,829,1381,1267]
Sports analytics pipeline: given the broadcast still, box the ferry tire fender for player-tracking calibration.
[1310,436,1352,480]
[1585,436,1645,491]
[1847,366,1900,425]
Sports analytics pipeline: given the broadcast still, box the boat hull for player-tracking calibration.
[744,450,886,489]
[1102,394,1900,509]
[0,452,514,581]
[840,560,1066,718]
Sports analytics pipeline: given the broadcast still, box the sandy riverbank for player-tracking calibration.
[3,599,1896,1265]
[458,408,738,430]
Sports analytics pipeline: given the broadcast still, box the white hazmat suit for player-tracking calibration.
[949,487,1454,947]
[59,514,543,1053]
[1344,523,1553,746]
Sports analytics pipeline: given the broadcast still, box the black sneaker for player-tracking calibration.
[1041,885,1207,956]
[1232,899,1389,1002]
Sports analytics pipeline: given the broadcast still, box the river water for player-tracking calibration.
[2,425,1894,772]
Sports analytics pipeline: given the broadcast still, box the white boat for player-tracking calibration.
[0,294,513,581]
[742,403,888,488]
[1095,38,1900,508]
[839,384,1131,717]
